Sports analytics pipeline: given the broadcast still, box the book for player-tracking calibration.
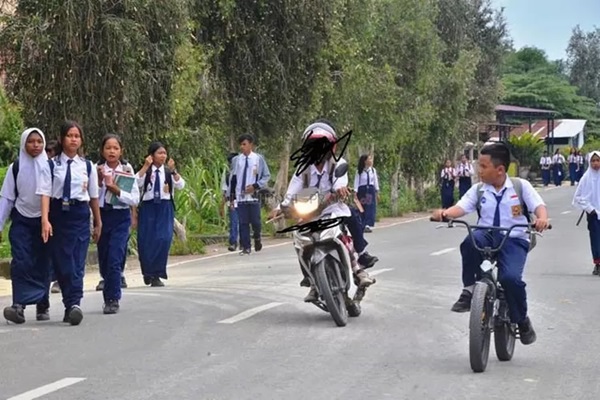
[105,171,136,206]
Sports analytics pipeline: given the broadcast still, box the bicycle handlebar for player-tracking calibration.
[429,217,552,254]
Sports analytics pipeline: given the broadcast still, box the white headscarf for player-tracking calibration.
[0,128,48,218]
[572,150,600,218]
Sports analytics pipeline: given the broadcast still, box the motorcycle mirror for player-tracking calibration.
[333,163,348,178]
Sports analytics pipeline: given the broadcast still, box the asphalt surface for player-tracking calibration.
[0,184,598,400]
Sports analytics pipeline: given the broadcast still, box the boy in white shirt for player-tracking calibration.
[431,142,550,345]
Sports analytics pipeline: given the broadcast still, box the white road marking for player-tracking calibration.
[370,268,394,276]
[430,247,456,256]
[7,378,86,400]
[217,302,284,324]
[561,210,572,215]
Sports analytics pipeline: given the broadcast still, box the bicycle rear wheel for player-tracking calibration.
[494,298,516,361]
[469,281,493,373]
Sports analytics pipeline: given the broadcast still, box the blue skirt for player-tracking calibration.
[357,185,377,227]
[98,208,130,301]
[8,209,51,306]
[49,199,90,309]
[137,200,174,279]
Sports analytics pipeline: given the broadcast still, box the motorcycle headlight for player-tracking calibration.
[294,195,320,216]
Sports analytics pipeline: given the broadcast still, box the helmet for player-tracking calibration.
[301,122,338,153]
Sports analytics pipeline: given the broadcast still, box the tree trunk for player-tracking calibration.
[390,163,401,217]
[270,138,292,236]
[414,176,425,210]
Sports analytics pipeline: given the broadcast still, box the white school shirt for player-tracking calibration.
[353,167,380,191]
[37,153,99,201]
[136,165,185,202]
[568,154,577,163]
[456,162,474,178]
[441,167,456,180]
[229,152,270,203]
[552,154,565,164]
[539,156,552,168]
[456,177,545,240]
[280,159,351,218]
[576,155,584,165]
[98,162,141,208]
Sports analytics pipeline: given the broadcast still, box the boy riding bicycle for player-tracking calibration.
[431,143,550,345]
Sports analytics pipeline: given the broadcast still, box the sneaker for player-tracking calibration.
[96,280,105,291]
[299,277,311,287]
[120,276,128,289]
[36,304,50,321]
[304,287,318,302]
[254,239,263,252]
[103,299,120,315]
[228,243,237,252]
[593,264,600,276]
[150,277,165,287]
[64,305,83,326]
[451,289,472,313]
[518,317,537,345]
[358,252,379,269]
[355,269,375,287]
[239,248,251,256]
[3,304,25,324]
[364,226,372,233]
[51,281,61,294]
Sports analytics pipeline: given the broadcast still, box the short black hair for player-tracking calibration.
[480,142,511,171]
[238,133,255,144]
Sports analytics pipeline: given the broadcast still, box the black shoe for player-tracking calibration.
[518,317,537,345]
[103,299,120,315]
[593,264,599,275]
[358,252,379,269]
[96,280,105,291]
[143,276,151,285]
[239,248,251,255]
[36,304,50,321]
[451,289,472,313]
[254,239,263,252]
[299,277,311,287]
[3,304,25,324]
[120,276,128,289]
[150,277,165,287]
[228,243,237,252]
[64,305,83,326]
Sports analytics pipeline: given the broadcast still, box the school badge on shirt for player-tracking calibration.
[511,204,522,217]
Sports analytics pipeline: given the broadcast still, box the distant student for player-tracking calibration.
[440,160,456,208]
[1,128,51,324]
[38,121,102,326]
[136,142,185,287]
[354,154,380,232]
[95,134,140,314]
[456,154,474,198]
[45,139,62,294]
[568,148,578,186]
[221,152,239,251]
[539,151,552,187]
[576,150,585,183]
[572,151,600,275]
[552,149,565,186]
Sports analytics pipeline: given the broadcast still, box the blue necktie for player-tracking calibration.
[366,170,370,186]
[62,159,73,210]
[153,168,161,203]
[240,157,248,193]
[492,188,507,236]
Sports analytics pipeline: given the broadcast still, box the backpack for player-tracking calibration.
[12,157,91,199]
[141,166,176,210]
[475,177,537,251]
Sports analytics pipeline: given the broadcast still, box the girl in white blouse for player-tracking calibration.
[354,154,380,232]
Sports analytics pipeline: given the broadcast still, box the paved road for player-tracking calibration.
[0,185,598,400]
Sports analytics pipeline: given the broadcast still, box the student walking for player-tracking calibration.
[354,154,380,232]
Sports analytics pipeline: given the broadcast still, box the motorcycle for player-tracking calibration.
[271,163,372,327]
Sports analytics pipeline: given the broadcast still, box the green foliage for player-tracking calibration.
[0,86,22,165]
[508,132,545,167]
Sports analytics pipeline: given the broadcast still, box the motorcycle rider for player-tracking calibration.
[270,120,378,302]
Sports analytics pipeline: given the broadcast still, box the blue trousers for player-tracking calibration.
[553,164,563,186]
[458,177,472,198]
[238,201,261,250]
[345,207,368,255]
[460,230,529,324]
[587,213,600,264]
[541,169,551,186]
[569,163,577,185]
[138,200,174,280]
[98,208,130,301]
[8,209,51,307]
[357,185,377,227]
[49,200,90,309]
[228,207,239,246]
[441,179,455,208]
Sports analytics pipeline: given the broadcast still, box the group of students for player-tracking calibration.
[1,121,185,326]
[440,154,475,209]
[540,148,586,187]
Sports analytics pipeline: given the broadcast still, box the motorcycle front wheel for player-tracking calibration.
[315,259,348,327]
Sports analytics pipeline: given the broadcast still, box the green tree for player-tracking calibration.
[566,26,600,104]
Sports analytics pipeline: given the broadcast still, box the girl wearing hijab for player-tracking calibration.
[354,154,380,232]
[38,121,102,326]
[136,142,185,287]
[572,150,600,275]
[1,128,51,324]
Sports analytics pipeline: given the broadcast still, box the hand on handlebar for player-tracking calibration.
[533,218,551,232]
[431,209,448,222]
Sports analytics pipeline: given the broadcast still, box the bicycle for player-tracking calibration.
[431,217,551,373]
